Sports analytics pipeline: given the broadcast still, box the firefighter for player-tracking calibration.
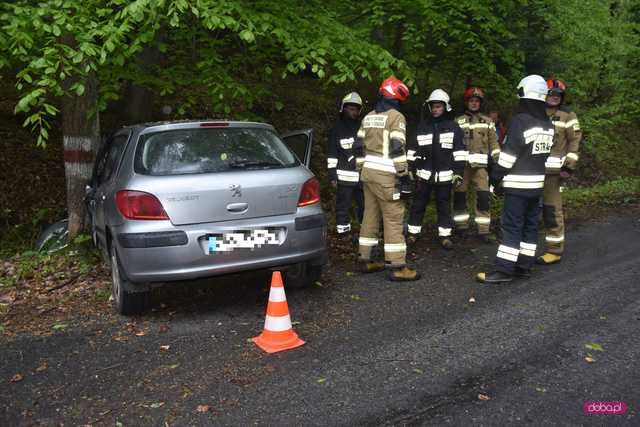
[355,77,419,281]
[453,87,501,243]
[476,74,554,284]
[537,79,582,265]
[327,92,365,240]
[407,89,466,250]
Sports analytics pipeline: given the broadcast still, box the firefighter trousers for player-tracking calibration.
[453,165,491,234]
[407,180,453,238]
[358,181,406,267]
[494,193,540,274]
[542,174,564,255]
[335,183,364,234]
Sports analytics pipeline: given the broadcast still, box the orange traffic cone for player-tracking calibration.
[252,271,305,353]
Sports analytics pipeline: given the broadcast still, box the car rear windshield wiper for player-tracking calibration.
[229,160,283,169]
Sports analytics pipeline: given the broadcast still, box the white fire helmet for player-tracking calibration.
[517,75,548,101]
[426,89,452,112]
[339,91,363,112]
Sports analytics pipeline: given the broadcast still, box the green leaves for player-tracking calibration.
[239,29,255,43]
[585,343,605,352]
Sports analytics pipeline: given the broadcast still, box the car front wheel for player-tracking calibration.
[110,244,150,315]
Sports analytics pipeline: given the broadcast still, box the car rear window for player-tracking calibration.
[134,127,298,175]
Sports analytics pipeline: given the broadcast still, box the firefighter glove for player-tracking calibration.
[559,166,573,180]
[452,174,463,188]
[353,139,364,157]
[399,175,413,199]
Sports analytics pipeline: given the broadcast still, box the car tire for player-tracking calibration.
[283,262,323,289]
[110,244,150,315]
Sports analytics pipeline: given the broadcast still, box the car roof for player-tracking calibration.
[119,120,276,135]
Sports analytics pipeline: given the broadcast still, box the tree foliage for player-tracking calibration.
[0,0,411,146]
[543,0,640,177]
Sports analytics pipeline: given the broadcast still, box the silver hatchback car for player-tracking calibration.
[86,121,327,314]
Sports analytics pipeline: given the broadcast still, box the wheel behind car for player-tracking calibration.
[110,244,150,315]
[283,262,323,289]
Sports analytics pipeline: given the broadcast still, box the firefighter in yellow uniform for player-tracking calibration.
[355,77,419,281]
[453,87,501,243]
[537,79,582,265]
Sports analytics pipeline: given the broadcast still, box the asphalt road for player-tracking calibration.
[1,211,639,426]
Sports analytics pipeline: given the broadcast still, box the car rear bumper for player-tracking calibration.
[112,207,327,283]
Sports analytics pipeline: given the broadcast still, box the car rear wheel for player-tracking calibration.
[110,244,150,315]
[283,262,323,289]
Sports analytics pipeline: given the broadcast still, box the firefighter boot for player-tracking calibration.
[513,266,532,279]
[536,253,562,265]
[389,266,421,282]
[357,260,385,274]
[476,270,513,284]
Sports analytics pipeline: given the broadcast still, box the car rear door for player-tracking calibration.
[92,132,130,246]
[282,129,313,168]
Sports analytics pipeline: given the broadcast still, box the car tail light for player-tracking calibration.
[298,178,321,207]
[116,190,169,220]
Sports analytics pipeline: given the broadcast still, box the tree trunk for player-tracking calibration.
[62,71,100,239]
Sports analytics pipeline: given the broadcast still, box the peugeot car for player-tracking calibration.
[86,121,327,314]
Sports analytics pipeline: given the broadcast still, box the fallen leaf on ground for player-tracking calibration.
[159,345,170,351]
[350,294,361,301]
[10,373,23,383]
[0,293,15,304]
[35,362,48,372]
[346,272,354,276]
[135,331,146,337]
[150,402,165,409]
[413,368,424,374]
[585,343,604,352]
[291,321,301,326]
[585,356,596,363]
[314,281,323,287]
[168,364,179,369]
[317,378,326,383]
[196,405,211,413]
[478,394,491,401]
[52,323,68,331]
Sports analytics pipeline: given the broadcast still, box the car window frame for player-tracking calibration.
[94,131,131,186]
[132,126,300,176]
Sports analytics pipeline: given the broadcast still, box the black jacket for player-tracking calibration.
[493,100,555,196]
[327,117,361,185]
[408,117,466,184]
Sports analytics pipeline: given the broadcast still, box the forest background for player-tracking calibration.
[1,0,639,253]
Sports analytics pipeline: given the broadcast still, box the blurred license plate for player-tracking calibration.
[205,228,284,254]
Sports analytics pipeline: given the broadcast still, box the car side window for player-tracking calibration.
[98,134,128,185]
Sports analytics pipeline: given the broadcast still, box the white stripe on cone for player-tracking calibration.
[268,286,287,302]
[264,314,293,332]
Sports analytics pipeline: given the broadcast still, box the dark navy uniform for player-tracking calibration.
[491,109,554,273]
[327,117,364,234]
[407,117,466,239]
